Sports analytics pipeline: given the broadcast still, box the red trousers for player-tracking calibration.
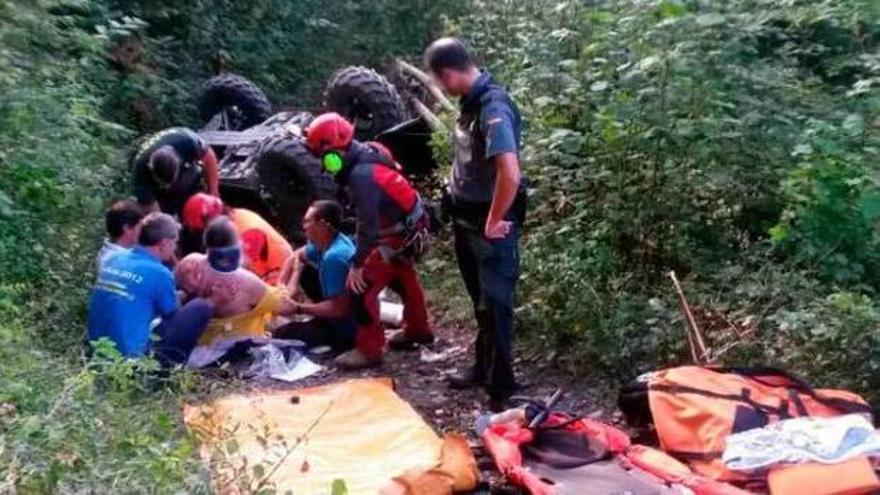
[356,250,432,359]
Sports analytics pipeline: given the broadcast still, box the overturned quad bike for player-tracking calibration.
[196,62,451,241]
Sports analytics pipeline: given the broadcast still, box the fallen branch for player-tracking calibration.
[410,97,446,131]
[396,58,457,114]
[668,271,710,364]
[252,398,336,491]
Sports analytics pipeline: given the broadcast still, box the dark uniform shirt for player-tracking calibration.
[131,127,208,216]
[450,71,522,204]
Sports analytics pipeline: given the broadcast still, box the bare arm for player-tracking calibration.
[299,293,352,319]
[485,152,521,238]
[280,247,308,294]
[201,148,220,196]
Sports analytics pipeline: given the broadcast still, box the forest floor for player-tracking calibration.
[206,293,618,493]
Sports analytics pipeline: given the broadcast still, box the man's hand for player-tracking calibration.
[485,152,520,240]
[346,266,368,295]
[485,218,513,239]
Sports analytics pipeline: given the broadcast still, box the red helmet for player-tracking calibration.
[305,112,354,153]
[182,193,224,231]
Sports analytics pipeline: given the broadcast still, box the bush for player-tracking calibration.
[443,0,880,399]
[769,291,880,396]
[0,0,467,490]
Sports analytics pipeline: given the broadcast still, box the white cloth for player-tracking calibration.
[186,337,307,369]
[723,414,880,471]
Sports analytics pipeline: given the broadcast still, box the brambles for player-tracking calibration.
[442,0,880,400]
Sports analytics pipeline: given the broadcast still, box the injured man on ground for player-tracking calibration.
[175,214,354,367]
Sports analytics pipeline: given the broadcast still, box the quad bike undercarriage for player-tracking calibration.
[196,63,452,241]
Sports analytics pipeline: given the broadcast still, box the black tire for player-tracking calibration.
[255,136,337,241]
[198,73,271,131]
[324,66,407,140]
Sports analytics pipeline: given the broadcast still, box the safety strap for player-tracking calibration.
[647,380,873,417]
[379,196,425,237]
[348,142,398,172]
[647,383,790,416]
[705,367,876,416]
[376,198,429,262]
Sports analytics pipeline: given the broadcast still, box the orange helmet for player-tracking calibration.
[182,193,224,231]
[305,112,354,154]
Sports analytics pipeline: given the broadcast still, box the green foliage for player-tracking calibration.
[2,0,879,491]
[768,291,880,394]
[100,0,468,131]
[0,328,209,492]
[771,118,880,285]
[445,0,880,399]
[0,0,467,491]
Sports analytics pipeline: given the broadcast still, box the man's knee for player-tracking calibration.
[181,298,213,328]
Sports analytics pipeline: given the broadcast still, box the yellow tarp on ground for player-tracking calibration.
[184,378,474,495]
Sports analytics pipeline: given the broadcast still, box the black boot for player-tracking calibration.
[447,367,485,390]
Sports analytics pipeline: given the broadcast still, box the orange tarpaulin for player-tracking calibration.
[184,378,477,495]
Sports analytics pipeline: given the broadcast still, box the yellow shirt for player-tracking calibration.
[198,286,286,346]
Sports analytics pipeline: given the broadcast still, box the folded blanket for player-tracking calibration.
[723,414,880,471]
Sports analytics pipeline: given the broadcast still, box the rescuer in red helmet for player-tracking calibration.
[304,112,434,369]
[181,193,293,285]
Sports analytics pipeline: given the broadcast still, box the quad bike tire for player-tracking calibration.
[254,136,337,241]
[199,73,272,131]
[324,66,407,141]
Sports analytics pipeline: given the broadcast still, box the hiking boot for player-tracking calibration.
[488,397,509,413]
[447,368,485,390]
[488,387,519,413]
[387,330,435,351]
[334,349,382,370]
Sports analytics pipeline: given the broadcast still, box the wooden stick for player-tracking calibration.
[396,58,457,114]
[668,271,709,364]
[410,97,446,131]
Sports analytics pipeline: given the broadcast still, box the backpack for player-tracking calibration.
[618,366,875,482]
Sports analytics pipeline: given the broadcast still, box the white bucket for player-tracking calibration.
[380,300,404,327]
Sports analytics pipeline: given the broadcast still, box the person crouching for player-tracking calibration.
[176,216,301,367]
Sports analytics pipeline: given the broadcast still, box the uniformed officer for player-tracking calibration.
[131,127,219,217]
[424,38,526,408]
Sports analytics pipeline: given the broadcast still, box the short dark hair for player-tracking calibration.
[148,146,181,185]
[138,212,180,247]
[424,37,475,74]
[106,199,144,241]
[203,216,238,249]
[310,200,343,231]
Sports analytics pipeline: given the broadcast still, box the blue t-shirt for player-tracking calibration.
[88,247,179,357]
[304,234,357,339]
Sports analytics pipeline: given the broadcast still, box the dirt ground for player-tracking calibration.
[228,315,617,493]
